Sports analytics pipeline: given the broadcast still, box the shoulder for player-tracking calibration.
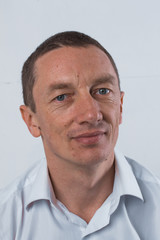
[124,157,160,238]
[126,157,160,184]
[0,160,42,220]
[0,160,43,208]
[126,157,160,200]
[0,160,42,206]
[0,160,43,239]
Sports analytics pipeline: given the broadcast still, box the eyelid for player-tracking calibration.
[92,87,110,95]
[52,92,73,103]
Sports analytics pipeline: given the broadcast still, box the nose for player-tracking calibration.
[75,94,103,125]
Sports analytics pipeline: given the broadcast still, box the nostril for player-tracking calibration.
[97,111,103,122]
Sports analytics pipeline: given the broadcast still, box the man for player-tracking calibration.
[0,31,160,239]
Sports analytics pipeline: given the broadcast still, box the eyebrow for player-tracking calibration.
[46,83,74,96]
[91,75,116,89]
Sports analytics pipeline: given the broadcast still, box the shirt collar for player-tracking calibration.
[25,149,144,210]
[82,150,144,237]
[113,148,144,201]
[25,159,57,209]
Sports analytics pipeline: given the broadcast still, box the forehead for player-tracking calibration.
[34,46,118,87]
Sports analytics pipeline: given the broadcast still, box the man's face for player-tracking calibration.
[31,46,124,167]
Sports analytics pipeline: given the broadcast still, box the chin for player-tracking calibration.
[74,149,112,167]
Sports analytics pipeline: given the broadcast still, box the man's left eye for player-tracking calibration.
[97,88,110,95]
[55,94,67,101]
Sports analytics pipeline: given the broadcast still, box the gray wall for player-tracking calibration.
[0,0,160,188]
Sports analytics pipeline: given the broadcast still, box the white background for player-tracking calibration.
[0,0,160,188]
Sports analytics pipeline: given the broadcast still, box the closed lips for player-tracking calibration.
[73,131,106,139]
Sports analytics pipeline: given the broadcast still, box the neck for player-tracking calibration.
[47,155,115,223]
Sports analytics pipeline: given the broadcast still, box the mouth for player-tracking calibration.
[72,131,106,145]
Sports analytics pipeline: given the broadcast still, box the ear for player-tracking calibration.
[20,105,41,138]
[119,91,124,124]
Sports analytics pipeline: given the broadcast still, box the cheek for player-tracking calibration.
[49,106,75,130]
[103,102,121,122]
[41,113,71,139]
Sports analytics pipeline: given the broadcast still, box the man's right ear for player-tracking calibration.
[20,105,41,138]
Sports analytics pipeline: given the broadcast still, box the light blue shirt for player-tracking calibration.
[0,150,160,239]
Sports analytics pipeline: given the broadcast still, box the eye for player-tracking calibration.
[97,88,110,95]
[55,94,67,101]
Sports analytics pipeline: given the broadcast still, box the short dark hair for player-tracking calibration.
[22,31,120,112]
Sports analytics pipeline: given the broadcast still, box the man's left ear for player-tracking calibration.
[119,91,124,124]
[20,105,41,138]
